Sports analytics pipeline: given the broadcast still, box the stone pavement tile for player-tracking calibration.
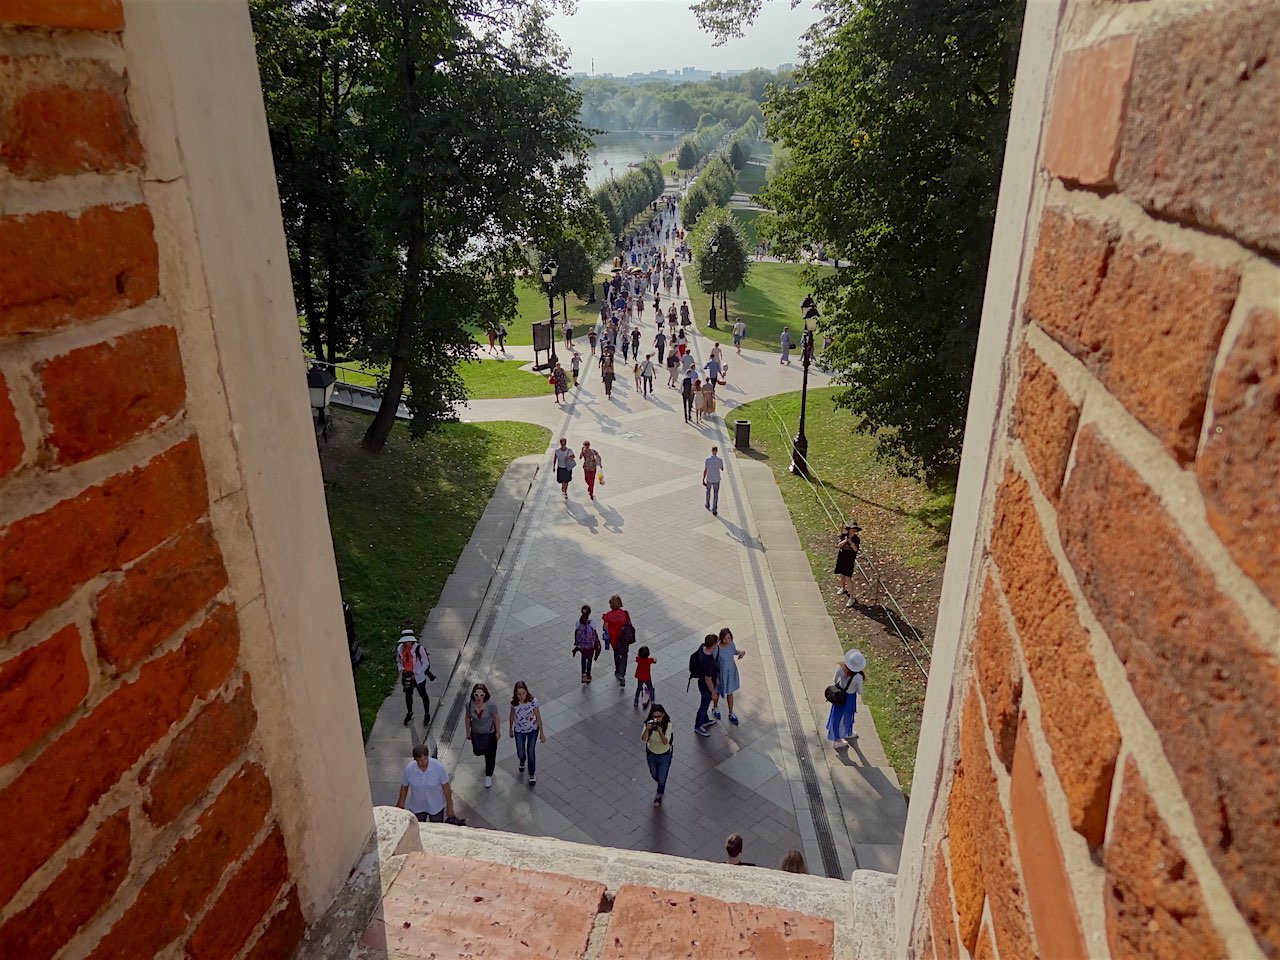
[600,884,834,960]
[853,843,902,874]
[360,852,605,959]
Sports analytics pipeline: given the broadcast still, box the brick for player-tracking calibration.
[0,437,208,639]
[1116,3,1280,255]
[0,58,142,179]
[0,370,21,478]
[0,603,239,907]
[1105,758,1227,960]
[41,325,186,466]
[1043,35,1137,187]
[87,764,275,960]
[974,922,996,960]
[94,519,227,674]
[990,466,1119,845]
[0,0,123,30]
[1198,307,1280,609]
[958,685,1036,960]
[928,855,962,960]
[142,678,256,827]
[242,886,304,960]
[0,623,89,766]
[1012,345,1079,505]
[0,808,130,960]
[1061,426,1280,955]
[602,884,835,960]
[973,575,1022,770]
[945,763,984,952]
[1024,209,1238,463]
[1009,719,1088,959]
[361,851,607,959]
[186,825,288,960]
[0,205,158,337]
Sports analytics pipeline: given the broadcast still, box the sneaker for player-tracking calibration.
[585,676,593,683]
[529,777,536,785]
[403,713,412,727]
[729,714,739,725]
[653,795,663,807]
[705,716,718,726]
[423,715,430,727]
[618,677,625,687]
[845,598,856,608]
[518,764,525,774]
[711,708,721,721]
[694,725,711,737]
[836,588,848,596]
[846,733,860,744]
[484,776,493,788]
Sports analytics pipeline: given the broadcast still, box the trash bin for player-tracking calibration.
[735,420,751,450]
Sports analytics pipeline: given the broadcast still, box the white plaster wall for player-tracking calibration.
[120,0,373,921]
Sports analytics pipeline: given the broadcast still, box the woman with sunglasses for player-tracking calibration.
[641,703,673,808]
[508,681,546,785]
[464,683,501,788]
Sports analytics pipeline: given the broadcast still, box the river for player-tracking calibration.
[585,131,681,189]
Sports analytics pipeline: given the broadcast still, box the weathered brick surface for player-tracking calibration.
[1198,307,1280,609]
[1105,758,1227,960]
[958,685,1036,960]
[973,575,1022,770]
[0,808,130,960]
[87,765,274,960]
[1009,720,1088,959]
[1116,2,1280,255]
[1062,427,1280,956]
[93,519,227,674]
[928,855,961,960]
[974,922,996,960]
[241,886,304,960]
[40,325,186,465]
[0,205,158,337]
[1012,345,1079,505]
[0,437,208,639]
[0,370,21,478]
[945,762,983,951]
[0,58,142,179]
[990,466,1119,846]
[0,603,239,906]
[185,825,288,960]
[0,0,123,30]
[0,623,89,766]
[1043,35,1136,187]
[143,679,256,827]
[1024,209,1238,463]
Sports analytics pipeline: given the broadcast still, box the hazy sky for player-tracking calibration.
[548,0,824,76]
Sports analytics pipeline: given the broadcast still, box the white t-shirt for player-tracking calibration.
[831,668,865,698]
[733,322,745,337]
[401,758,449,816]
[704,455,724,484]
[554,447,575,469]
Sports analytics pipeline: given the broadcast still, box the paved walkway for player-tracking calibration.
[364,217,907,879]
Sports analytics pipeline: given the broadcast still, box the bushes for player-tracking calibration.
[675,119,729,171]
[593,157,664,235]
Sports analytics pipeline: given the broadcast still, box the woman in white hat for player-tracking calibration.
[826,649,866,745]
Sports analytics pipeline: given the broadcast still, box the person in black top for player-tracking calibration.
[693,635,719,734]
[834,522,861,608]
[681,367,696,422]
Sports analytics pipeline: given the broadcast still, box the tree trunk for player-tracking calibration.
[299,212,324,360]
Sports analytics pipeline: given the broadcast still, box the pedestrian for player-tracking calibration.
[551,362,569,405]
[691,634,719,735]
[633,645,656,709]
[497,322,508,353]
[679,301,690,326]
[572,605,601,683]
[553,437,576,498]
[641,703,673,807]
[701,377,717,419]
[632,358,641,390]
[835,523,862,607]
[692,377,705,424]
[711,627,746,725]
[570,350,581,386]
[780,327,793,364]
[709,301,717,329]
[630,327,641,359]
[620,334,630,363]
[463,683,501,788]
[396,625,436,727]
[509,681,546,785]
[675,274,682,295]
[601,353,616,398]
[640,353,655,396]
[396,744,455,823]
[486,326,498,356]
[654,329,667,359]
[703,445,724,515]
[563,318,573,347]
[681,367,695,422]
[676,327,687,359]
[725,834,756,866]
[666,348,680,388]
[826,649,866,746]
[602,594,635,687]
[588,328,598,356]
[579,440,602,501]
[667,304,678,328]
[704,355,723,385]
[732,318,745,354]
[780,850,808,874]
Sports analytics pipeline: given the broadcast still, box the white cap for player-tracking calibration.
[844,649,866,672]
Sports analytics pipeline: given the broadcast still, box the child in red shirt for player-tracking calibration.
[633,646,656,709]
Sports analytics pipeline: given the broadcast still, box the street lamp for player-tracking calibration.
[543,260,559,365]
[790,295,819,477]
[306,364,337,440]
[708,238,721,328]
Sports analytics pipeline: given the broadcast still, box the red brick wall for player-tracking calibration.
[0,6,303,958]
[919,2,1280,958]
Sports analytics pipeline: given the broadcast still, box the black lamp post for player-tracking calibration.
[708,238,721,329]
[790,295,820,477]
[542,260,559,365]
[306,364,337,440]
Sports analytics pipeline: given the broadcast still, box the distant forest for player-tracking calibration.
[574,69,791,131]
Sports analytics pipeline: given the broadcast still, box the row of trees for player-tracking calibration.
[593,158,665,236]
[727,118,761,170]
[675,120,729,171]
[251,0,597,452]
[682,119,757,226]
[576,72,787,131]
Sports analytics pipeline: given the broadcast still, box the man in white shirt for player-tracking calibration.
[397,744,454,823]
[703,445,725,516]
[732,319,746,354]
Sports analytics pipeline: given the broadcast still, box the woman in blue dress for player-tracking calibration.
[711,627,747,726]
[826,649,866,745]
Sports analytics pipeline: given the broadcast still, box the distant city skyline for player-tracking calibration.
[547,0,823,77]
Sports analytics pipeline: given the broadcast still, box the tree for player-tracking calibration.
[758,0,1022,478]
[729,140,745,170]
[676,140,698,171]
[691,207,751,325]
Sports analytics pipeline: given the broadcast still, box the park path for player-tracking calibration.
[364,211,907,878]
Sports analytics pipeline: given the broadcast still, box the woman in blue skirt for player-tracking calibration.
[826,649,866,745]
[711,627,747,725]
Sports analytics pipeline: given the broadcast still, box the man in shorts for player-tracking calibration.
[732,318,746,354]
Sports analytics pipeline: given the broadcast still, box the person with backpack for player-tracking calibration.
[396,625,436,727]
[689,634,719,736]
[641,703,673,807]
[639,354,656,397]
[826,649,866,745]
[572,605,601,684]
[601,594,635,687]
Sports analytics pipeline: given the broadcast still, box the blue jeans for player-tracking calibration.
[514,730,538,776]
[646,749,672,796]
[705,481,720,512]
[695,680,714,729]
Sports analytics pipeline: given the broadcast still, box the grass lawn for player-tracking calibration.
[728,206,765,248]
[736,160,769,199]
[477,282,606,347]
[686,261,832,353]
[320,408,551,736]
[459,358,554,399]
[730,387,952,795]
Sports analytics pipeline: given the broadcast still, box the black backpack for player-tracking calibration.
[687,646,704,691]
